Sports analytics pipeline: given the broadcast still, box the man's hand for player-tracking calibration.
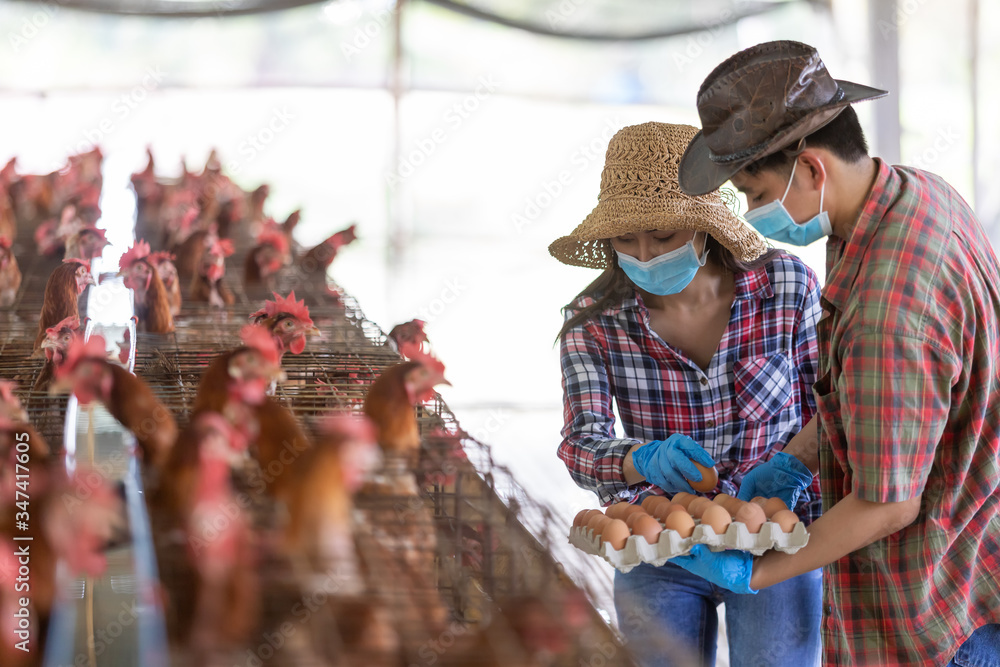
[630,434,715,495]
[737,452,813,509]
[670,544,757,594]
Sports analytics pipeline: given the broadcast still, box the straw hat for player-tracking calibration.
[549,122,767,268]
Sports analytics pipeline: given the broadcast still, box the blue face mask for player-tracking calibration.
[743,159,832,246]
[617,235,709,296]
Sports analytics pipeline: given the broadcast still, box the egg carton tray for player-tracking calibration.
[568,520,809,574]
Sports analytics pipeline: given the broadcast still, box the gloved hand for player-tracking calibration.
[670,544,757,594]
[737,451,813,509]
[631,434,716,495]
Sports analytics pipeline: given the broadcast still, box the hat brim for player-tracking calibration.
[549,197,768,269]
[678,79,889,196]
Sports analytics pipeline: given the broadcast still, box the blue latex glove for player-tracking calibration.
[632,434,716,495]
[670,544,757,594]
[737,452,813,509]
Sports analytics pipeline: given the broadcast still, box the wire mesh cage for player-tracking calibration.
[0,165,636,666]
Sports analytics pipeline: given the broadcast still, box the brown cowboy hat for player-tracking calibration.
[678,40,888,196]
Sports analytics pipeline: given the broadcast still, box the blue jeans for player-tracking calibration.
[614,561,822,667]
[947,624,1000,667]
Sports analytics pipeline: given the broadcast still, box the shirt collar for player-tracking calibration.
[823,158,896,310]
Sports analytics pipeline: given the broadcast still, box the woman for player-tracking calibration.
[550,122,823,667]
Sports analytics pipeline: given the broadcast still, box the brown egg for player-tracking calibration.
[723,497,744,516]
[573,509,597,527]
[654,502,689,522]
[641,495,669,514]
[750,496,769,508]
[770,509,800,532]
[587,514,610,537]
[734,502,767,533]
[601,519,631,550]
[662,509,695,538]
[625,511,649,530]
[605,502,634,520]
[631,514,663,545]
[688,497,713,519]
[713,493,732,506]
[762,497,789,519]
[687,461,719,493]
[671,492,695,509]
[700,504,732,536]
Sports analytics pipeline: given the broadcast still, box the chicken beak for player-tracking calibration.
[84,272,97,287]
[40,338,57,351]
[306,326,321,338]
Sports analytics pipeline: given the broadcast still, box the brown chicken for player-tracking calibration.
[301,223,357,275]
[151,412,259,660]
[33,259,94,355]
[190,326,305,498]
[248,291,320,358]
[190,236,234,308]
[387,319,429,359]
[363,347,449,457]
[0,235,21,308]
[171,219,208,284]
[243,228,288,288]
[0,184,15,243]
[50,334,177,474]
[149,251,181,317]
[355,350,452,642]
[281,414,375,571]
[119,240,174,333]
[63,225,109,263]
[33,315,82,392]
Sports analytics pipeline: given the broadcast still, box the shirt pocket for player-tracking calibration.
[733,354,794,422]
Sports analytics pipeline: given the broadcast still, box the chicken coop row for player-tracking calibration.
[0,151,636,666]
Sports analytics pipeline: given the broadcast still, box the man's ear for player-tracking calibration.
[796,149,828,192]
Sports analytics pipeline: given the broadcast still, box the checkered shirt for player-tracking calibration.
[558,253,823,523]
[816,159,1000,665]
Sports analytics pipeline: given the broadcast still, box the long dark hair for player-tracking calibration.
[555,235,782,343]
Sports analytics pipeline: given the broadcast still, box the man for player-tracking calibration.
[673,40,1000,666]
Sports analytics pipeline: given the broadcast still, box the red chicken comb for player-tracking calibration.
[208,238,235,258]
[257,229,289,255]
[0,236,11,250]
[148,251,176,265]
[238,324,281,366]
[55,334,107,379]
[249,291,313,328]
[179,207,199,230]
[62,257,92,273]
[118,240,151,272]
[45,315,81,338]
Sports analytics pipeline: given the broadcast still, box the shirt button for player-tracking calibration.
[700,377,708,386]
[824,604,833,616]
[707,419,716,428]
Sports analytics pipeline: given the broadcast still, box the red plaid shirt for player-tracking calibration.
[817,159,1000,665]
[558,253,822,522]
